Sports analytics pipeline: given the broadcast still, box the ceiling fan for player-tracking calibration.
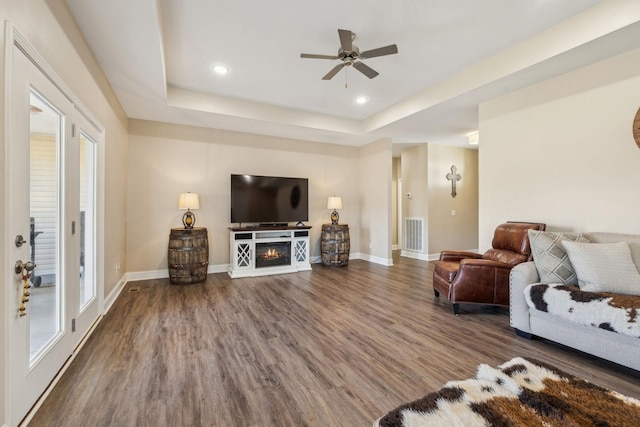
[300,29,398,80]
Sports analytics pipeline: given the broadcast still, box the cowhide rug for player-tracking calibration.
[525,284,640,337]
[374,357,640,427]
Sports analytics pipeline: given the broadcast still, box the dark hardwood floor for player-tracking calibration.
[30,253,640,426]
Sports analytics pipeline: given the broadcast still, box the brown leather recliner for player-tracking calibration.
[433,222,546,314]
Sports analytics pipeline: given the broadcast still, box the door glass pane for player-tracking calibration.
[79,131,96,310]
[29,89,62,363]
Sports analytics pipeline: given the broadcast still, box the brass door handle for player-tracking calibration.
[15,260,36,317]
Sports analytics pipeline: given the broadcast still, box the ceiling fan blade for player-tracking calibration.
[300,53,339,60]
[322,63,346,80]
[338,29,353,52]
[353,62,379,79]
[360,44,398,59]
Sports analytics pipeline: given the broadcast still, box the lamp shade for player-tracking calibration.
[178,192,200,210]
[327,196,342,210]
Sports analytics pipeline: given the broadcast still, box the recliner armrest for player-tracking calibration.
[439,250,483,262]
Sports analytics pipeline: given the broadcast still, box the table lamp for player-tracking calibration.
[178,192,200,229]
[327,196,342,225]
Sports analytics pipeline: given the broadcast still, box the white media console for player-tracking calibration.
[228,226,312,278]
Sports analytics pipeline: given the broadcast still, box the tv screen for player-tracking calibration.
[230,174,309,224]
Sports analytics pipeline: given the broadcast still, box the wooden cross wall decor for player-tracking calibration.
[446,165,461,198]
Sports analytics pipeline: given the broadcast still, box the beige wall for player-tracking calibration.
[1,0,129,424]
[401,144,429,251]
[127,120,364,272]
[427,144,478,255]
[391,157,400,247]
[479,48,640,250]
[358,138,393,264]
[400,144,478,258]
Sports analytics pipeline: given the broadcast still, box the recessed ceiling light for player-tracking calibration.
[355,96,368,105]
[212,65,229,75]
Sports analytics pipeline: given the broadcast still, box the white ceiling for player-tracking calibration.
[63,0,640,151]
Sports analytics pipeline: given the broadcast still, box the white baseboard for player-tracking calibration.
[400,250,428,260]
[356,253,394,266]
[311,253,392,266]
[208,264,229,274]
[125,251,440,284]
[125,263,230,283]
[400,249,479,261]
[103,275,127,314]
[400,250,440,261]
[124,253,408,282]
[126,269,168,281]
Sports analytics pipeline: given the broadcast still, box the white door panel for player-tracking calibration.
[7,38,102,427]
[9,44,74,427]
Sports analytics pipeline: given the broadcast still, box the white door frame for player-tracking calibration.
[2,22,106,426]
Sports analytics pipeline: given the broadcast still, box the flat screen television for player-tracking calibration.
[230,174,309,225]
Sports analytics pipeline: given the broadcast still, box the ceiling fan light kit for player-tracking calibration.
[301,29,398,81]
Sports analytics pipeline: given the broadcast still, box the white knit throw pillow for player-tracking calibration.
[561,241,640,295]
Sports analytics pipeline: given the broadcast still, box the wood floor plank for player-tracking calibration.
[29,253,640,426]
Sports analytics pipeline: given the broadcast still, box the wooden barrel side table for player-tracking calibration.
[168,227,209,284]
[321,224,350,267]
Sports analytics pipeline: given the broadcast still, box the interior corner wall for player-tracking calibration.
[427,144,478,257]
[479,48,640,250]
[126,120,361,273]
[399,144,478,259]
[391,157,400,247]
[357,138,393,265]
[400,145,429,254]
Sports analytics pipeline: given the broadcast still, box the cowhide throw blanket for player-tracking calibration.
[374,357,640,427]
[525,284,640,338]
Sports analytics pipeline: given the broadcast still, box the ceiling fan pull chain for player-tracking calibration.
[345,67,348,89]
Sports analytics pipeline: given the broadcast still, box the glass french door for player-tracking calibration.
[8,40,101,426]
[72,112,100,340]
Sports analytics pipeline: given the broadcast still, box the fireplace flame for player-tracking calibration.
[263,248,280,260]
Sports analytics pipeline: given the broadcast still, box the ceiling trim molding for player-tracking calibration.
[362,0,640,133]
[166,86,364,135]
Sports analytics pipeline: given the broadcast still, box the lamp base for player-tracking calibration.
[182,210,196,229]
[331,210,339,225]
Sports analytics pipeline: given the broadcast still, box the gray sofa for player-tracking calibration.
[510,232,640,371]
